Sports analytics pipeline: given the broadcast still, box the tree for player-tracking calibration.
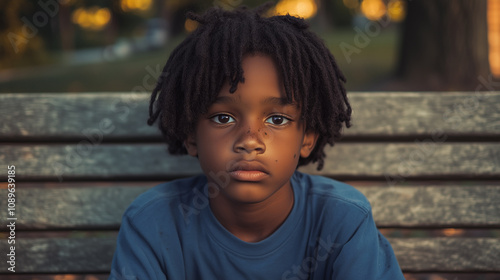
[395,0,490,90]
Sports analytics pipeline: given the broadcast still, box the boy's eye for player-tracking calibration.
[211,114,235,124]
[265,115,290,125]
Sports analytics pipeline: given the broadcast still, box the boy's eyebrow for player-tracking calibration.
[213,96,296,106]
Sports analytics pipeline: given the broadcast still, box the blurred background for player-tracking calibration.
[0,0,498,93]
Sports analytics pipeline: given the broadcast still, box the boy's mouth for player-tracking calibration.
[229,161,269,182]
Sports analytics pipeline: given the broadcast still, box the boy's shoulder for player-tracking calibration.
[294,171,371,215]
[122,174,207,220]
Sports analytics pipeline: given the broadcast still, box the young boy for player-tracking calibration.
[110,4,404,280]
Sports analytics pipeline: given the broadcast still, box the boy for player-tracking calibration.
[110,4,404,279]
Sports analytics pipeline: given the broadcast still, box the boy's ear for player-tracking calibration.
[300,130,319,158]
[184,134,198,157]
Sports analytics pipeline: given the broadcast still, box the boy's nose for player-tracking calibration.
[233,125,266,155]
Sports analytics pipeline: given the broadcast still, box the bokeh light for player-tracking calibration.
[71,7,111,31]
[387,0,406,22]
[120,0,152,12]
[442,228,465,237]
[185,18,199,33]
[274,0,318,19]
[360,0,386,21]
[488,0,500,77]
[343,0,359,10]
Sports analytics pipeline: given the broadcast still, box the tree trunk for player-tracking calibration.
[396,0,490,90]
[58,3,74,51]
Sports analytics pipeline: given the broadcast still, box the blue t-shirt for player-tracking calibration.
[109,171,404,280]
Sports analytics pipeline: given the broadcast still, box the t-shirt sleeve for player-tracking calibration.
[331,210,405,279]
[109,213,167,280]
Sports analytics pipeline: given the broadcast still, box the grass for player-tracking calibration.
[0,27,399,93]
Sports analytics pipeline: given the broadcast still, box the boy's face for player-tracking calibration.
[185,54,318,204]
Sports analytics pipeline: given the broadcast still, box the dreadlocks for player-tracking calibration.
[147,3,352,171]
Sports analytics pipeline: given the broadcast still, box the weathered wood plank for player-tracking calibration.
[0,187,146,230]
[0,185,498,229]
[0,237,498,273]
[301,142,500,179]
[389,238,500,272]
[1,92,499,138]
[0,144,202,181]
[0,92,157,139]
[1,143,499,181]
[401,274,500,280]
[357,185,500,228]
[348,92,500,136]
[0,238,115,273]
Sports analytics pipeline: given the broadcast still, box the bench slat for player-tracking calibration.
[303,143,500,178]
[0,93,156,139]
[390,238,500,272]
[2,143,499,180]
[1,184,498,229]
[1,92,499,138]
[0,238,115,273]
[348,92,500,136]
[0,237,498,273]
[0,187,146,230]
[358,185,500,228]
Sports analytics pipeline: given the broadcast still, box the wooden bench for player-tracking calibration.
[1,91,499,279]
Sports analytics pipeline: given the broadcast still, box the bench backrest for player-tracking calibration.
[1,91,499,278]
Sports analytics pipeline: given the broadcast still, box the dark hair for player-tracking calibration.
[147,3,351,170]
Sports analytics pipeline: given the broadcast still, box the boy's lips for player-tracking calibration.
[229,161,269,181]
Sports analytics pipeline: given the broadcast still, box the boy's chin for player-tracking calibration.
[219,183,277,204]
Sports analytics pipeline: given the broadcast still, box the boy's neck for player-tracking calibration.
[209,182,294,243]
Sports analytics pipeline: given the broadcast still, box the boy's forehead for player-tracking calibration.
[213,94,297,107]
[215,55,299,106]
